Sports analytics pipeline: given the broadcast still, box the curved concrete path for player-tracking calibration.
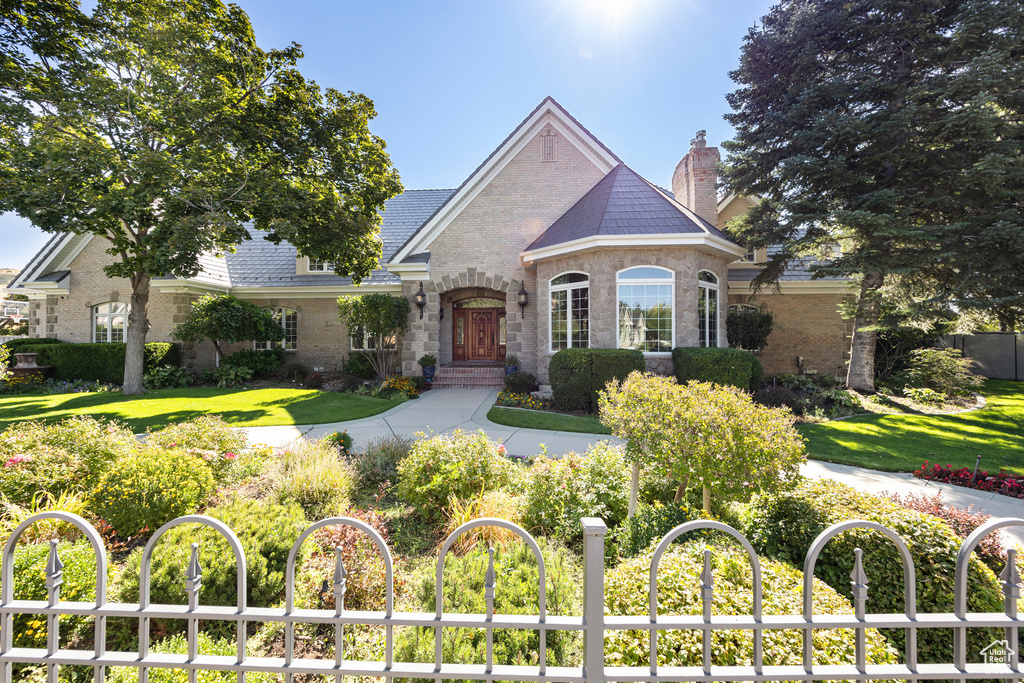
[240,388,1024,545]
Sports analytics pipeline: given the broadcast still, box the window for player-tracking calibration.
[93,302,126,343]
[698,270,720,348]
[740,247,756,263]
[307,258,334,272]
[550,272,589,351]
[350,326,396,351]
[617,267,674,353]
[255,307,297,351]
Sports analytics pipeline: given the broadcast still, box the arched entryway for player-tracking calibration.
[451,296,507,363]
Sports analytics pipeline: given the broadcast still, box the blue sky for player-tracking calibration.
[2,0,777,270]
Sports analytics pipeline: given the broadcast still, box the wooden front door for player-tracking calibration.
[452,307,505,362]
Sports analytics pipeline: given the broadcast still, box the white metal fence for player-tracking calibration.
[2,512,1023,683]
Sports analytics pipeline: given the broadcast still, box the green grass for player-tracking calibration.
[799,379,1024,474]
[487,406,611,434]
[0,387,400,432]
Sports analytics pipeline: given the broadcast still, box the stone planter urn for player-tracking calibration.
[9,352,51,379]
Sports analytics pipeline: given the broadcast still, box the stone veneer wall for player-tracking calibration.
[729,291,855,378]
[533,247,731,384]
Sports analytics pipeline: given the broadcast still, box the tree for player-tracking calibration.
[171,294,284,361]
[0,0,402,394]
[722,0,1024,392]
[598,372,805,514]
[337,293,410,380]
[726,305,774,352]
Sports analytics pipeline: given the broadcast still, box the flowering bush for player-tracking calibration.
[327,429,353,453]
[396,430,519,522]
[495,390,551,410]
[147,416,248,481]
[39,378,120,394]
[92,447,218,538]
[266,439,355,520]
[375,375,418,399]
[521,442,631,543]
[915,460,1024,499]
[0,373,43,394]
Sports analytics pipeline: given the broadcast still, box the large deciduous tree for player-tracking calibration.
[722,0,1024,392]
[0,0,402,394]
[337,293,410,380]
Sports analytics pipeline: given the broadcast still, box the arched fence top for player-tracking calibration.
[435,518,546,618]
[284,516,394,615]
[649,520,763,619]
[955,517,1024,617]
[1,511,108,605]
[802,519,917,619]
[139,515,247,609]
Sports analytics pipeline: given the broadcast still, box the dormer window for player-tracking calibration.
[308,258,334,273]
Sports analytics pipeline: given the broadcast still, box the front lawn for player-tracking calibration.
[487,406,611,434]
[799,379,1024,474]
[0,387,400,432]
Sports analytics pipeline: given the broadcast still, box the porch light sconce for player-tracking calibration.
[517,281,529,317]
[414,282,426,319]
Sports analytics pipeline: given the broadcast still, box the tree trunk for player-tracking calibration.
[123,273,152,395]
[846,271,885,393]
[628,463,639,518]
[702,485,711,515]
[673,475,689,503]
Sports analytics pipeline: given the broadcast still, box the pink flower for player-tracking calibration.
[168,442,177,448]
[4,454,32,468]
[106,427,116,434]
[497,444,507,455]
[224,452,237,460]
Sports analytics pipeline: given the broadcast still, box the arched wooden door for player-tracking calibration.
[453,306,505,362]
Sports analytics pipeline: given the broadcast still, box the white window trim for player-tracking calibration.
[698,270,722,349]
[548,271,591,352]
[92,301,127,343]
[615,266,675,356]
[307,257,335,273]
[350,327,397,351]
[254,307,298,351]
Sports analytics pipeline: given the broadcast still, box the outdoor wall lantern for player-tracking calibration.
[414,282,426,319]
[517,281,529,317]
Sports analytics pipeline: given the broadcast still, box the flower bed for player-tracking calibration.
[915,460,1024,498]
[494,390,551,411]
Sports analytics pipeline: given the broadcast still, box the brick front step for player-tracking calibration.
[431,365,505,389]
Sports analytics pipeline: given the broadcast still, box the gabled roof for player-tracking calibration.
[390,96,621,263]
[526,164,732,251]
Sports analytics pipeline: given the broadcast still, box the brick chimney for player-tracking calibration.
[672,130,720,227]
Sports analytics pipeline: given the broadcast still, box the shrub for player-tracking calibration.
[604,542,898,668]
[504,370,535,394]
[887,491,1006,572]
[279,361,309,381]
[672,347,762,392]
[443,489,527,555]
[1,541,108,650]
[39,377,120,394]
[505,353,520,367]
[0,490,90,544]
[348,434,412,494]
[903,386,946,404]
[521,442,630,543]
[495,390,552,410]
[304,372,324,389]
[147,416,248,481]
[210,364,253,387]
[610,501,705,560]
[742,480,1003,662]
[172,294,285,360]
[548,348,645,413]
[343,351,376,379]
[0,341,8,382]
[92,447,218,537]
[16,341,178,383]
[752,384,801,412]
[115,496,308,609]
[327,429,353,453]
[875,324,944,381]
[726,305,775,352]
[397,539,581,668]
[895,347,983,397]
[108,632,274,683]
[144,364,195,389]
[1,337,63,354]
[396,430,519,522]
[417,353,437,367]
[0,416,138,504]
[221,348,286,376]
[266,439,355,520]
[375,375,418,399]
[294,507,391,612]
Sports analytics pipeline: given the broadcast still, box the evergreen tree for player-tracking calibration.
[722,0,1024,391]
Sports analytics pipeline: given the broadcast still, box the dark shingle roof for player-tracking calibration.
[526,164,736,252]
[380,189,455,262]
[729,245,849,283]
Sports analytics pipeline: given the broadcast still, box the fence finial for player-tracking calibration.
[185,543,203,596]
[332,546,347,609]
[45,540,64,592]
[699,549,714,608]
[850,548,868,609]
[485,547,496,617]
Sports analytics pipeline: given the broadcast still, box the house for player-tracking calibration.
[8,97,854,385]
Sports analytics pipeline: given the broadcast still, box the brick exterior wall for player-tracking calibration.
[672,142,720,227]
[730,291,855,378]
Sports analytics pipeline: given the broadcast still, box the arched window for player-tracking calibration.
[550,272,589,351]
[698,270,720,348]
[255,307,298,350]
[617,266,674,353]
[92,302,126,343]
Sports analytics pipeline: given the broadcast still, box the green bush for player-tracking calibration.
[672,347,763,392]
[343,351,376,379]
[349,434,412,495]
[726,305,775,352]
[13,341,178,383]
[0,541,108,650]
[147,415,249,482]
[92,447,217,537]
[221,348,285,376]
[0,416,138,504]
[1,337,63,354]
[144,364,195,389]
[742,480,1003,662]
[521,442,630,543]
[267,439,355,520]
[396,430,519,522]
[504,370,536,394]
[893,347,984,397]
[115,496,308,610]
[610,501,705,560]
[108,632,274,683]
[875,324,944,381]
[548,348,645,413]
[210,364,253,387]
[397,539,581,668]
[604,542,898,668]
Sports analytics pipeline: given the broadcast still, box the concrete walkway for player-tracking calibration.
[240,388,1024,545]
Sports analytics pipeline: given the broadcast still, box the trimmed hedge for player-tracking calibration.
[221,348,285,376]
[12,342,178,383]
[672,347,762,392]
[742,480,1003,663]
[548,348,645,413]
[1,337,63,354]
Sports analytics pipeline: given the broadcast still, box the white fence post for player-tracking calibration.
[581,517,606,683]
